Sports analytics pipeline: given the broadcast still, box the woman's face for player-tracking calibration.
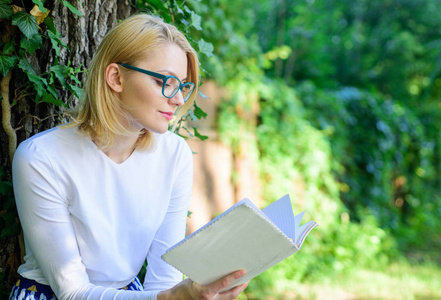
[118,43,188,134]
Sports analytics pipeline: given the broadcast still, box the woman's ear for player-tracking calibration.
[105,63,123,93]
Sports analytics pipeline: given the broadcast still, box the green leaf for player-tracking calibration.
[187,109,198,121]
[3,41,15,55]
[32,0,47,13]
[69,73,81,85]
[0,3,13,19]
[190,11,202,30]
[41,90,64,106]
[44,17,57,33]
[18,57,37,75]
[193,103,207,119]
[50,64,69,88]
[68,84,83,98]
[27,73,46,99]
[11,12,39,39]
[46,84,58,98]
[48,30,67,55]
[0,55,17,77]
[198,39,214,57]
[20,33,42,54]
[62,0,82,17]
[193,127,208,141]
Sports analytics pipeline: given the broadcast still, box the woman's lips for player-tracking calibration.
[159,111,173,120]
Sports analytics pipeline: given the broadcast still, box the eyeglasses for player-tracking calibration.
[118,63,195,102]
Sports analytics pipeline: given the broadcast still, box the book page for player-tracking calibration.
[261,194,296,240]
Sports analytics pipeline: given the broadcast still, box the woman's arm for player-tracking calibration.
[13,141,158,300]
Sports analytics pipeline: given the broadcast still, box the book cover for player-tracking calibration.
[161,194,318,291]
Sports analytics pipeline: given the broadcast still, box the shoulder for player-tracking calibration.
[14,126,87,165]
[155,130,193,159]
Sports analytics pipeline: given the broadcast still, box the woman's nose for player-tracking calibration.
[169,89,185,106]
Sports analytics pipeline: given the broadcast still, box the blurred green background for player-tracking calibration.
[162,0,441,298]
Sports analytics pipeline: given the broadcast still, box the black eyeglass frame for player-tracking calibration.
[118,63,195,102]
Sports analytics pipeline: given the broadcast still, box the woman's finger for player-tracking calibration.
[216,281,249,299]
[206,270,246,294]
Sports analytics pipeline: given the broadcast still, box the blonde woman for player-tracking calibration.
[9,14,248,300]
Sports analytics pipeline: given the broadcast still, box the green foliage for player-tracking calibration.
[199,0,441,297]
[1,0,83,106]
[298,82,441,252]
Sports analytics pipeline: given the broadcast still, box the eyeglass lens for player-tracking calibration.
[163,77,194,101]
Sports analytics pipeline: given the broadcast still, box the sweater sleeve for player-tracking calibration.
[12,141,159,300]
[143,140,193,291]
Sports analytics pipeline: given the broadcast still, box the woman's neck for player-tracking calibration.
[95,134,139,164]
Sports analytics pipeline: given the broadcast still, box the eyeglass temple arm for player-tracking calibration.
[117,63,166,80]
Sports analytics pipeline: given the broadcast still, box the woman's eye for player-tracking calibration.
[154,80,163,87]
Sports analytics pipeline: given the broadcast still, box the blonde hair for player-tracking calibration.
[69,14,199,150]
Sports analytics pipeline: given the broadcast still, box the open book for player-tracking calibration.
[161,194,318,292]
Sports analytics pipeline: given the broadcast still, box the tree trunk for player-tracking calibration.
[0,0,134,294]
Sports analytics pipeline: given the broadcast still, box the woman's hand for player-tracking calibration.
[157,270,249,300]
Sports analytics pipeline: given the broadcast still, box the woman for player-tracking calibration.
[9,14,248,300]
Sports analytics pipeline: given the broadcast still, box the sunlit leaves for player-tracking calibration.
[189,11,202,30]
[193,127,208,141]
[193,103,207,119]
[11,12,39,38]
[198,38,214,57]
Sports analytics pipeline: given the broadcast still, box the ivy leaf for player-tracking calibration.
[41,90,64,106]
[11,12,39,39]
[198,39,214,57]
[46,84,58,99]
[193,103,207,119]
[20,33,42,55]
[44,16,57,33]
[31,0,47,13]
[0,55,17,77]
[27,72,46,99]
[50,64,69,88]
[193,127,208,141]
[30,3,50,25]
[3,41,15,55]
[68,84,83,98]
[0,3,13,19]
[187,109,198,121]
[190,11,202,30]
[61,0,82,17]
[18,57,37,75]
[48,30,67,55]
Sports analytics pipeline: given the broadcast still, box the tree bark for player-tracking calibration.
[0,0,135,293]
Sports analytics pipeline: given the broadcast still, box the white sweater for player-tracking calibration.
[12,127,193,299]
